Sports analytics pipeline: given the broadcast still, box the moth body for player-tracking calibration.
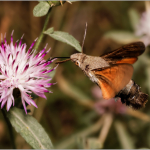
[70,52,133,100]
[68,42,148,109]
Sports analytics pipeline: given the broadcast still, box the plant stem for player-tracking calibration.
[1,109,16,149]
[34,8,52,51]
[98,113,113,147]
[55,117,104,149]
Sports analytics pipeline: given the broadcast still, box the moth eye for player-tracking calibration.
[75,61,79,66]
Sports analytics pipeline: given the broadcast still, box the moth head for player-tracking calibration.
[70,53,85,67]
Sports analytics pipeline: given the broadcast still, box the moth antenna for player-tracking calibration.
[55,58,71,64]
[81,22,87,53]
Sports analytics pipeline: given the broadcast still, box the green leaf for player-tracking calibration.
[33,2,50,17]
[7,107,53,149]
[44,30,82,52]
[104,30,140,44]
[45,27,54,34]
[128,8,140,31]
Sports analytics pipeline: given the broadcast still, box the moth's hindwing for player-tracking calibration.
[91,64,133,99]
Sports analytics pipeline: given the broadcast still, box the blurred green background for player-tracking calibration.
[0,1,150,149]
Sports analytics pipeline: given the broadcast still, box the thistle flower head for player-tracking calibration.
[0,31,56,114]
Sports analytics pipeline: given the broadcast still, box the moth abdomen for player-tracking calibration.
[116,80,148,109]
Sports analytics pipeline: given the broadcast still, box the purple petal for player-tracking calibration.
[42,70,47,73]
[19,34,24,46]
[15,40,18,48]
[22,99,27,114]
[5,70,7,76]
[11,30,14,43]
[28,37,38,53]
[12,59,15,67]
[4,33,7,44]
[21,44,25,50]
[23,64,29,73]
[15,66,18,74]
[41,52,47,58]
[47,68,54,73]
[7,97,12,111]
[1,99,7,109]
[7,54,10,64]
[1,41,4,49]
[30,100,38,108]
[16,51,19,58]
[47,83,57,86]
[43,60,52,67]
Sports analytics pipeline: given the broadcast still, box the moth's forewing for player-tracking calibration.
[101,42,145,62]
[91,64,133,99]
[116,58,137,64]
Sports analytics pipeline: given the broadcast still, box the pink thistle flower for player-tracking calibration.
[135,2,150,46]
[135,11,150,46]
[0,31,57,114]
[94,99,127,115]
[91,86,127,115]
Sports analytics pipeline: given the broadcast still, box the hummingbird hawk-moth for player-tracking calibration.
[69,42,148,109]
[54,24,148,109]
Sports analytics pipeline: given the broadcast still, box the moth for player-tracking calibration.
[53,23,148,109]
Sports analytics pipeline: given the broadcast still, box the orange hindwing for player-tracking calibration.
[91,64,133,99]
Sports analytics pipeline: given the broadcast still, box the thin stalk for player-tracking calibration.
[55,117,104,149]
[1,109,16,149]
[98,113,113,147]
[34,8,52,51]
